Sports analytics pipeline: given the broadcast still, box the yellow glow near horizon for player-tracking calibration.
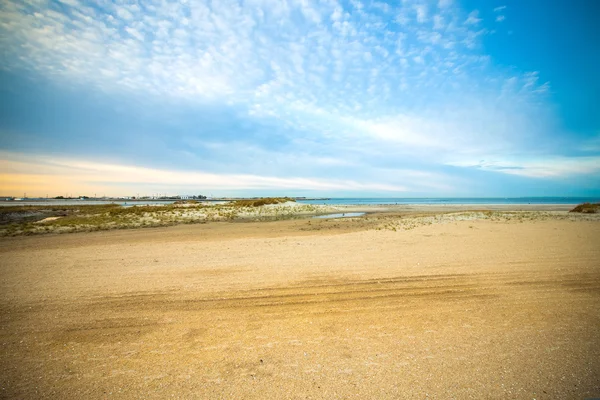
[0,152,408,197]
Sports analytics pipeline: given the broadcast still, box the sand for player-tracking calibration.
[1,211,599,399]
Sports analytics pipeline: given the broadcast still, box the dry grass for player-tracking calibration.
[570,202,600,213]
[231,197,295,207]
[0,203,207,236]
[173,199,199,205]
[0,200,333,237]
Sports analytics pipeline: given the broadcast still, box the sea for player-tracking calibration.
[296,197,599,206]
[0,197,597,207]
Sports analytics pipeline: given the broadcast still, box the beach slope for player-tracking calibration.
[1,215,599,398]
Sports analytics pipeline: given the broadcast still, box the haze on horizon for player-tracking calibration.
[0,0,599,198]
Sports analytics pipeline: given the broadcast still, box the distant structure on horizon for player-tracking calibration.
[0,194,214,202]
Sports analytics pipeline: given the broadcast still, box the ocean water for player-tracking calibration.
[1,197,597,207]
[296,197,599,206]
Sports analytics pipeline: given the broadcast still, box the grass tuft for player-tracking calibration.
[569,203,600,214]
[231,197,295,207]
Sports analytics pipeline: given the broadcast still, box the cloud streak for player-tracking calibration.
[446,156,600,178]
[0,152,409,196]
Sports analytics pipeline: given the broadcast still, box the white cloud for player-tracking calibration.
[438,0,453,9]
[56,0,79,6]
[432,14,445,30]
[414,4,428,23]
[465,10,481,25]
[446,157,600,178]
[125,27,144,41]
[493,6,507,12]
[115,7,134,21]
[496,15,505,22]
[1,0,531,109]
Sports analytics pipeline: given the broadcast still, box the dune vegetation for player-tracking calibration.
[231,197,295,207]
[569,202,600,213]
[0,199,328,236]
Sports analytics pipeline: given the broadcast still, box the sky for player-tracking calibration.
[0,0,599,198]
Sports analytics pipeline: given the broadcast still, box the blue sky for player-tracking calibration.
[0,0,598,197]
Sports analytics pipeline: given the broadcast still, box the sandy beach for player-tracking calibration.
[1,208,599,399]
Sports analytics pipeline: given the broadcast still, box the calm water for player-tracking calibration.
[297,197,599,206]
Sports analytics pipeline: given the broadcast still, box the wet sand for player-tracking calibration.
[1,213,599,399]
